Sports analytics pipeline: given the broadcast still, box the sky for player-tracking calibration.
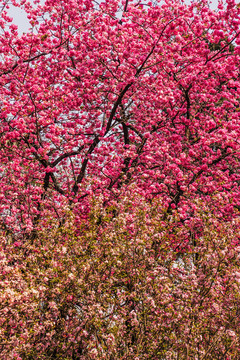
[7,0,220,35]
[7,6,29,34]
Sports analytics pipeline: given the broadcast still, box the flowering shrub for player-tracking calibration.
[0,195,239,359]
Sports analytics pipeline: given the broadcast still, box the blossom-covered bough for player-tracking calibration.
[0,0,240,358]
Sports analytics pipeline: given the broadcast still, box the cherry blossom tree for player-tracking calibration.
[0,0,239,234]
[0,0,240,358]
